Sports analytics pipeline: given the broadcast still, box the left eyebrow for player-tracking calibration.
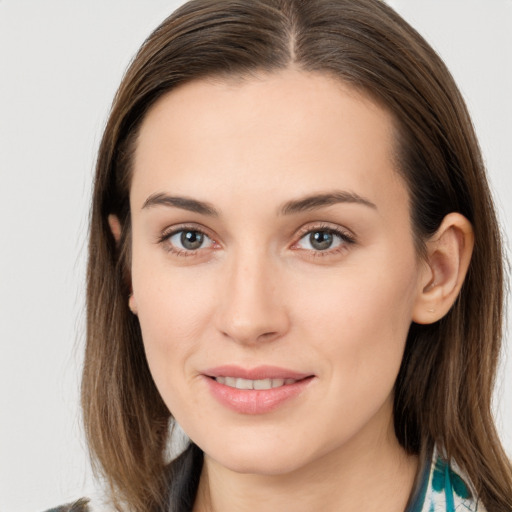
[280,191,377,215]
[141,193,219,216]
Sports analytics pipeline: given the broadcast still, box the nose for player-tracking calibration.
[214,250,290,345]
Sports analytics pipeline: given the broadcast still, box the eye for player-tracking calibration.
[166,229,215,252]
[295,227,354,252]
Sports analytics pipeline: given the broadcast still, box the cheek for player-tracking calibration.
[130,255,219,402]
[131,239,215,337]
[291,266,418,442]
[293,254,419,380]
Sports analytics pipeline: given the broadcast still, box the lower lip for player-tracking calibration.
[203,376,315,415]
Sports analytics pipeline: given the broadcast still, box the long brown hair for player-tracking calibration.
[82,1,512,510]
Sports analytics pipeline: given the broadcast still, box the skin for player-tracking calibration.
[113,68,474,512]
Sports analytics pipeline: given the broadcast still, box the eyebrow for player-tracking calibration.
[280,191,377,215]
[142,193,219,216]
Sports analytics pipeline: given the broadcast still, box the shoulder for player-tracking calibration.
[42,498,89,512]
[42,498,102,512]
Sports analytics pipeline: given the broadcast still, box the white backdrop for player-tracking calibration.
[0,1,510,511]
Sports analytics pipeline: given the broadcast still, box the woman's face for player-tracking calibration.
[128,69,428,475]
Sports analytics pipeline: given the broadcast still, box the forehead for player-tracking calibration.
[130,69,407,215]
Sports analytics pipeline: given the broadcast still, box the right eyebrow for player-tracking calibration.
[141,193,219,217]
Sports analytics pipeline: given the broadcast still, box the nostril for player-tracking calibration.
[258,331,279,341]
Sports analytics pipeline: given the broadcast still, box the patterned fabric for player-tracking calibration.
[44,448,486,512]
[407,448,486,512]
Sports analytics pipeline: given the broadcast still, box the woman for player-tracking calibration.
[50,0,512,510]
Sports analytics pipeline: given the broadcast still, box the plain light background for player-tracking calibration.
[0,1,511,511]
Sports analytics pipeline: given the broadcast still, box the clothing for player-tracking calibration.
[43,447,485,512]
[406,447,486,512]
[43,498,90,512]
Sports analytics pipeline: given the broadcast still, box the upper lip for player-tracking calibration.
[203,365,313,380]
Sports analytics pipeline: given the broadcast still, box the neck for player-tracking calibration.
[192,410,418,512]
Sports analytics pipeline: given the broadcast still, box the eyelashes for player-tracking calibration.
[157,222,356,259]
[292,224,356,255]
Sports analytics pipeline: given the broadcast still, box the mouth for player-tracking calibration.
[202,365,315,414]
[212,376,300,390]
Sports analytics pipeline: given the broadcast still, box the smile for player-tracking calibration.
[203,366,315,414]
[213,377,298,390]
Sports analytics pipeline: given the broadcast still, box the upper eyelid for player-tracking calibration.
[160,223,215,240]
[294,222,356,241]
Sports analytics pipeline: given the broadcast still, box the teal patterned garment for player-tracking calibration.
[407,447,486,512]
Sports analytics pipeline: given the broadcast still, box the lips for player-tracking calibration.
[203,365,311,381]
[202,365,315,414]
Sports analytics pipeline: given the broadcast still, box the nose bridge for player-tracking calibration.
[215,244,288,344]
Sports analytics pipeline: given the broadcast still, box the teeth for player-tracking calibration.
[254,378,272,390]
[271,378,284,388]
[225,376,237,388]
[214,376,298,390]
[236,378,253,390]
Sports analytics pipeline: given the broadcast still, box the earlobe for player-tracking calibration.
[412,213,474,325]
[108,214,122,243]
[128,293,138,315]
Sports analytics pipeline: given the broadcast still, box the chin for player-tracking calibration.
[213,451,307,476]
[200,433,321,476]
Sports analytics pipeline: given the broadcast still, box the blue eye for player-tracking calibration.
[296,229,348,251]
[168,229,214,251]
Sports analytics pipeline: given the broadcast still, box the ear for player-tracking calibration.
[108,214,122,243]
[108,214,138,315]
[412,213,474,324]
